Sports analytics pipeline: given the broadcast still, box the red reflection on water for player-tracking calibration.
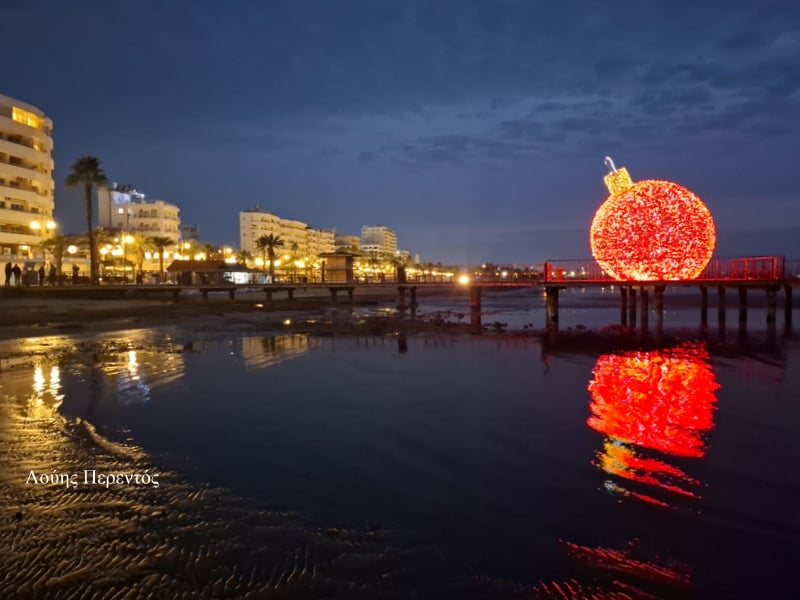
[587,343,719,503]
[588,343,719,457]
[532,540,691,598]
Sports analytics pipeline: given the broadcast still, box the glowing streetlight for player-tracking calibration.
[117,206,131,231]
[29,219,57,259]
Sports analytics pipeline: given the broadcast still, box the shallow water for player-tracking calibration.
[2,292,800,598]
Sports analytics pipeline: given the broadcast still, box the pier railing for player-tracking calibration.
[543,255,788,284]
[699,256,785,280]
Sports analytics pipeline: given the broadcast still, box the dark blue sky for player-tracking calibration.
[3,0,799,264]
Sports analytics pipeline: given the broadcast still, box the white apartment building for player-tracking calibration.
[97,183,181,243]
[180,224,200,241]
[307,227,337,257]
[334,234,360,251]
[0,93,55,257]
[239,208,335,259]
[360,225,397,256]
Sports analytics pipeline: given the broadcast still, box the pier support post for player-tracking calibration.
[766,286,778,340]
[640,286,649,332]
[653,285,664,336]
[737,286,748,338]
[738,287,748,325]
[620,286,628,327]
[470,286,482,333]
[329,287,339,303]
[718,286,727,327]
[409,287,418,316]
[397,286,407,312]
[785,284,793,329]
[628,287,637,329]
[545,286,560,332]
[347,287,355,303]
[766,286,778,325]
[265,289,273,303]
[699,285,708,326]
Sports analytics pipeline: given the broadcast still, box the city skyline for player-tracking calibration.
[2,0,798,264]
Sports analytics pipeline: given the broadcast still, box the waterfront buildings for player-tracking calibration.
[0,93,55,258]
[180,223,200,242]
[97,183,181,243]
[360,225,397,256]
[334,234,361,251]
[239,208,335,260]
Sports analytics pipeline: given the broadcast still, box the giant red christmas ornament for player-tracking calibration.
[590,157,716,281]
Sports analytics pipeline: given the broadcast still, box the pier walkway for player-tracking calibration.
[2,254,797,335]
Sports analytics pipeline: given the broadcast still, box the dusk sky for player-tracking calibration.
[2,0,799,264]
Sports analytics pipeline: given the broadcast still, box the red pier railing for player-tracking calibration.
[542,255,788,284]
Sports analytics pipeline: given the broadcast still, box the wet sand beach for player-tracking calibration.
[1,335,539,599]
[0,288,532,598]
[0,387,458,598]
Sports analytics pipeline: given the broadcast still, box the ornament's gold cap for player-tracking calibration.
[603,156,633,194]
[604,168,633,194]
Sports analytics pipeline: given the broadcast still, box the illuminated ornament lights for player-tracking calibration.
[587,343,719,505]
[590,157,716,281]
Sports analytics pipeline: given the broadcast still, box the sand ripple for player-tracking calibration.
[2,388,508,599]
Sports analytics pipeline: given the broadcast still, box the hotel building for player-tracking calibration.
[0,93,55,257]
[360,225,397,256]
[334,234,361,251]
[97,183,181,243]
[239,208,335,259]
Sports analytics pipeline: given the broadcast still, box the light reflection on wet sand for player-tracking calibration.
[0,338,523,599]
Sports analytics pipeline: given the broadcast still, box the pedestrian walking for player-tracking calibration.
[38,265,46,286]
[12,264,22,287]
[4,262,11,286]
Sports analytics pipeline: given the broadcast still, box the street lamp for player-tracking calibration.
[30,219,57,259]
[117,206,131,231]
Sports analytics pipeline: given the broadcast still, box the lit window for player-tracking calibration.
[12,107,43,131]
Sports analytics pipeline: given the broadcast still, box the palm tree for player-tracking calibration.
[255,234,284,282]
[75,228,112,280]
[288,242,300,282]
[202,242,220,260]
[148,236,174,283]
[41,234,72,283]
[130,234,152,282]
[65,156,107,284]
[236,249,253,267]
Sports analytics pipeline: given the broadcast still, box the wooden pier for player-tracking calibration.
[539,255,794,337]
[2,254,796,336]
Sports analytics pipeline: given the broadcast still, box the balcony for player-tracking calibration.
[0,116,52,141]
[0,137,50,164]
[0,179,50,202]
[0,162,51,188]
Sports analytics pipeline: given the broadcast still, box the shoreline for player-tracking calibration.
[0,285,793,357]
